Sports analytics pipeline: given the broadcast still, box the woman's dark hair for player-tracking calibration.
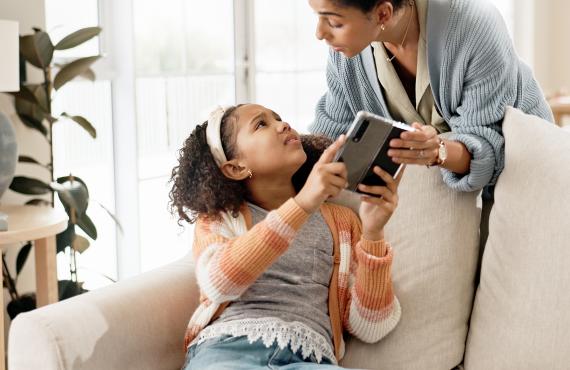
[169,104,333,225]
[333,0,406,13]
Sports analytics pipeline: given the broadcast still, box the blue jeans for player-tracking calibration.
[182,335,364,370]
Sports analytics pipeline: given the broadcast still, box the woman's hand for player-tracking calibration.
[388,122,439,166]
[357,166,404,240]
[294,135,348,214]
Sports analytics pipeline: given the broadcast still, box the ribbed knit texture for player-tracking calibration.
[184,198,400,361]
[309,0,553,192]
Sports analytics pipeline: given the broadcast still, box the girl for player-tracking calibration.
[169,103,402,369]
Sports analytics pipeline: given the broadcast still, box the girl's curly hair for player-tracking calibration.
[169,105,334,225]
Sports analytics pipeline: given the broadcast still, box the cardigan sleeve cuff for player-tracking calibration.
[356,239,392,271]
[440,132,496,192]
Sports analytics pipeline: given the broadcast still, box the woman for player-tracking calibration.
[171,104,402,369]
[308,0,553,198]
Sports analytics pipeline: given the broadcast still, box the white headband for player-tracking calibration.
[206,105,232,167]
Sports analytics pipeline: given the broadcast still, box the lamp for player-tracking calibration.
[0,20,20,231]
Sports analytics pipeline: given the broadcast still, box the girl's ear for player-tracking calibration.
[220,159,250,181]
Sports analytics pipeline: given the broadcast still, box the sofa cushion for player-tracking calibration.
[464,107,570,369]
[340,154,481,369]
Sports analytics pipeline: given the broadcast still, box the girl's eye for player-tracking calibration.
[328,21,343,28]
[255,121,266,130]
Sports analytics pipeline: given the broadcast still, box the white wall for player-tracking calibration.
[532,0,570,94]
[0,0,48,345]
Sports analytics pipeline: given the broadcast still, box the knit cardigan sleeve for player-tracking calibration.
[439,0,553,191]
[192,198,309,305]
[309,48,355,138]
[340,207,401,343]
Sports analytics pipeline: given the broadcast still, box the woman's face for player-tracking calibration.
[231,104,307,179]
[308,0,381,58]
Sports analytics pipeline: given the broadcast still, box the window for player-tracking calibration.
[46,0,117,288]
[253,0,328,133]
[133,0,235,271]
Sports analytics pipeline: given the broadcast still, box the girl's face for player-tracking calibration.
[309,0,381,58]
[229,104,307,179]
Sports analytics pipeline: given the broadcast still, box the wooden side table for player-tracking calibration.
[0,205,67,370]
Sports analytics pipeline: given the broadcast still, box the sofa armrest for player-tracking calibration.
[8,254,199,370]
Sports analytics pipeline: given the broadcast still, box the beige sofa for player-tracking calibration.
[8,108,570,370]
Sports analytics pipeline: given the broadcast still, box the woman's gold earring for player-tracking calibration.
[380,24,386,31]
[247,170,253,179]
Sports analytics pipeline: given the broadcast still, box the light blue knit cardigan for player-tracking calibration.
[309,0,553,193]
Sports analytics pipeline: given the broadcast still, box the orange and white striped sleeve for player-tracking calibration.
[192,198,309,305]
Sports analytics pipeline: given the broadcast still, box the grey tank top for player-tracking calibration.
[212,202,335,347]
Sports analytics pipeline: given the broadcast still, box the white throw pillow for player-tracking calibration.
[340,158,481,369]
[464,107,570,369]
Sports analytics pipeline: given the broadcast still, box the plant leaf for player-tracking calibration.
[17,113,48,136]
[25,199,51,206]
[54,27,101,50]
[76,213,97,240]
[9,85,42,107]
[58,279,87,301]
[19,31,54,69]
[72,234,90,254]
[16,243,33,276]
[54,56,100,90]
[55,175,89,215]
[50,182,81,216]
[80,68,96,81]
[9,177,51,195]
[61,113,96,138]
[56,224,75,253]
[18,155,42,165]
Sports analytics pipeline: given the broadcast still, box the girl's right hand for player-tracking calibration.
[294,135,348,213]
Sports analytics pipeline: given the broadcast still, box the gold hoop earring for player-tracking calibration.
[380,24,386,31]
[247,169,253,179]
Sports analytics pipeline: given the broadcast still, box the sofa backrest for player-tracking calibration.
[464,107,570,369]
[340,160,482,369]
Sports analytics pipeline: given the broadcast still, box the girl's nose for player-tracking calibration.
[278,121,291,132]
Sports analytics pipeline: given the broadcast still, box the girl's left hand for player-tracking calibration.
[388,122,439,166]
[357,166,405,240]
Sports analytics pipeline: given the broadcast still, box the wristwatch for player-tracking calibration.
[436,138,448,166]
[427,138,447,168]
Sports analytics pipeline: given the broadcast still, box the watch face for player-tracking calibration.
[439,143,448,160]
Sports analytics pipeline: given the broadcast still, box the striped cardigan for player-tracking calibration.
[184,198,401,361]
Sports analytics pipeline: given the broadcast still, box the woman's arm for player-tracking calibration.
[309,49,354,138]
[193,198,309,305]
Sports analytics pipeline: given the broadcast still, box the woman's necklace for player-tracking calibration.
[386,1,415,63]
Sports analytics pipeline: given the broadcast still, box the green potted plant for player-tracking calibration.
[3,26,120,318]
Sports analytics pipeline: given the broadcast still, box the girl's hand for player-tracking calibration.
[388,123,439,166]
[295,135,348,213]
[357,166,405,240]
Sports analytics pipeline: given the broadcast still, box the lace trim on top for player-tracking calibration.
[196,317,336,364]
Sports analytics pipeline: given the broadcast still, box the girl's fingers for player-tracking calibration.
[358,184,395,202]
[370,166,399,193]
[326,173,349,190]
[324,162,348,179]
